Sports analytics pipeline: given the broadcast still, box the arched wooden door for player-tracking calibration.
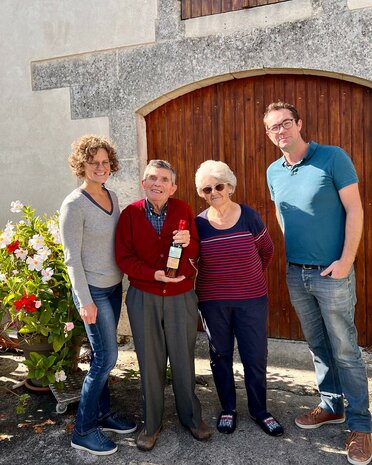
[145,74,372,346]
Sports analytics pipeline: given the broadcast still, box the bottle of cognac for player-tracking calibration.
[165,219,187,278]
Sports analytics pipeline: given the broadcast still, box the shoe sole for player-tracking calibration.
[217,428,235,434]
[71,441,118,455]
[102,425,137,434]
[347,453,372,465]
[190,429,212,441]
[137,443,156,452]
[295,417,345,429]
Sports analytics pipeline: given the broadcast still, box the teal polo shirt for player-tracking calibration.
[266,141,358,265]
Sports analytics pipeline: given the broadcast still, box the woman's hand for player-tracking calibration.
[80,303,98,324]
[154,270,185,283]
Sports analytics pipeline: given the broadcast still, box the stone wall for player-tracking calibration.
[31,0,372,212]
[0,0,157,226]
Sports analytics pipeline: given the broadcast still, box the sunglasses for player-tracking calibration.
[201,183,227,195]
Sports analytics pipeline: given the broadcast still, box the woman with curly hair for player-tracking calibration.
[60,135,136,456]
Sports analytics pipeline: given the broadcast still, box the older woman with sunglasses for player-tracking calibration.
[194,160,283,437]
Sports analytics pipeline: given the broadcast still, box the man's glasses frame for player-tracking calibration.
[201,183,227,195]
[266,118,295,134]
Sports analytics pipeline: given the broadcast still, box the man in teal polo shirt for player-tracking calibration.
[264,101,371,465]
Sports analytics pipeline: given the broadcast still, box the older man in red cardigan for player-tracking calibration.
[115,159,211,452]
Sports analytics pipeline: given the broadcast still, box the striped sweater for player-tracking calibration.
[195,204,273,302]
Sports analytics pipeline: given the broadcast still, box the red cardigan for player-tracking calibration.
[115,198,199,296]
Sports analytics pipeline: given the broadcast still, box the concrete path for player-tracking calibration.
[0,333,371,465]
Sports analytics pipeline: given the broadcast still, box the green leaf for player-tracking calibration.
[34,368,44,379]
[40,327,49,336]
[47,372,56,384]
[3,293,15,304]
[52,335,66,352]
[45,355,57,368]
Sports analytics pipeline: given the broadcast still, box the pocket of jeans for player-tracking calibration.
[323,273,348,281]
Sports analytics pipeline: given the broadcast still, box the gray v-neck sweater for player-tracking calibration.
[59,187,123,307]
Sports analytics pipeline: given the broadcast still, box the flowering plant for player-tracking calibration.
[0,201,84,386]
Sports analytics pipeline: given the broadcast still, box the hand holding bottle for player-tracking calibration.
[154,270,186,283]
[171,228,190,247]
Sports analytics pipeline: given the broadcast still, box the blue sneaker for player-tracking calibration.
[71,428,118,455]
[99,412,137,434]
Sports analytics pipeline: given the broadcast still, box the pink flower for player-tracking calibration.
[14,248,28,260]
[64,322,74,332]
[55,370,67,382]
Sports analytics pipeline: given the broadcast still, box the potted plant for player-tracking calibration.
[0,200,84,387]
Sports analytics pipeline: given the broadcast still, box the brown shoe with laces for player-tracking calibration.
[295,406,345,429]
[346,432,372,465]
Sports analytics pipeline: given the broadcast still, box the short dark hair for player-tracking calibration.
[263,101,301,127]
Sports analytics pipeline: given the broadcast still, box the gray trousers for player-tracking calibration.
[126,286,202,434]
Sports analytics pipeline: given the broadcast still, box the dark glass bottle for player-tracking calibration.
[165,219,187,278]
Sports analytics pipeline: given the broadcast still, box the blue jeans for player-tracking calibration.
[73,282,122,435]
[286,264,371,432]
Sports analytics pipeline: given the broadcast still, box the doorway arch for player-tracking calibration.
[145,73,372,345]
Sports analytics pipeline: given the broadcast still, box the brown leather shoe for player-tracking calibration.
[346,432,372,465]
[190,420,212,441]
[136,426,162,452]
[295,406,345,429]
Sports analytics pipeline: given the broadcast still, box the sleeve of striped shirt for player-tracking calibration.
[249,208,274,271]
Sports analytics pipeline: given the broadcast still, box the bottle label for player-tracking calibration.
[168,246,182,259]
[166,246,182,270]
[166,256,180,269]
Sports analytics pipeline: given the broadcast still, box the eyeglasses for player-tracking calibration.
[201,183,227,195]
[86,160,111,169]
[266,118,295,134]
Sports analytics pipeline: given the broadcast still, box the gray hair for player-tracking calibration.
[143,159,176,184]
[195,160,237,196]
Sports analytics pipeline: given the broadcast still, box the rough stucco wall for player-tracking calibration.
[31,0,372,211]
[0,0,157,227]
[2,0,371,336]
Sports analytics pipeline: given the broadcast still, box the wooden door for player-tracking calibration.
[145,74,372,346]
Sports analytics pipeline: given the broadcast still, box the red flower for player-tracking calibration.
[7,240,19,253]
[13,292,38,313]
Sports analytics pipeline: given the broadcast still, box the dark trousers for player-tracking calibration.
[199,296,268,419]
[126,286,202,435]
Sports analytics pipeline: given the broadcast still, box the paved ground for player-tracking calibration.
[0,333,371,465]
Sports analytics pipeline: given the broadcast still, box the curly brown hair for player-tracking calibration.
[68,135,119,179]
